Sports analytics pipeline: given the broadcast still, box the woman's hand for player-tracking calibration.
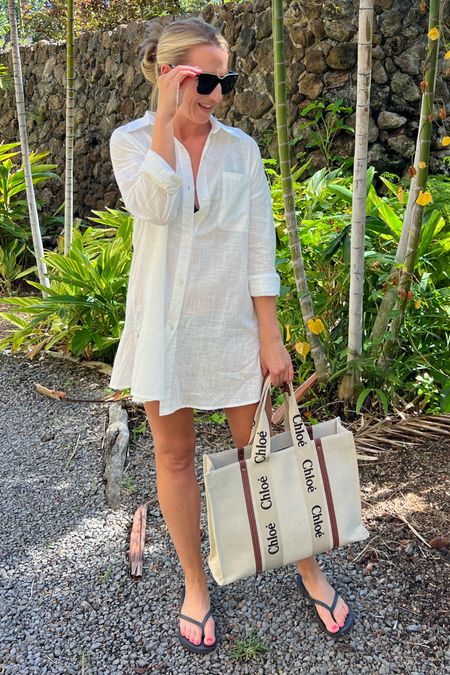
[259,335,294,387]
[156,64,202,122]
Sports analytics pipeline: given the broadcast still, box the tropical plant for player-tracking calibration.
[291,99,354,169]
[0,62,12,89]
[0,142,59,253]
[0,239,26,292]
[0,3,11,49]
[0,211,133,361]
[268,161,449,412]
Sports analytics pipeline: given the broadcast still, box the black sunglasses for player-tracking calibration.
[169,64,238,95]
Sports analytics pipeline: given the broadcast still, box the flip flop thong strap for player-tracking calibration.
[201,609,213,628]
[329,590,339,614]
[180,609,213,631]
[308,590,340,622]
[180,613,204,630]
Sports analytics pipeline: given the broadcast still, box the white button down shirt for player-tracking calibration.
[109,110,280,415]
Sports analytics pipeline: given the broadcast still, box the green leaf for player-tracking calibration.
[356,388,372,413]
[328,184,353,204]
[71,328,93,356]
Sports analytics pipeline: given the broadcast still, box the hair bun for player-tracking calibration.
[140,21,166,85]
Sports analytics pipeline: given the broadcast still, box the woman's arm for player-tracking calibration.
[247,140,293,385]
[151,114,177,171]
[253,296,293,386]
[110,127,183,225]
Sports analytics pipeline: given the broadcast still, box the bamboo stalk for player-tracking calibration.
[339,0,374,401]
[64,0,75,255]
[370,0,440,365]
[272,0,330,383]
[7,0,49,293]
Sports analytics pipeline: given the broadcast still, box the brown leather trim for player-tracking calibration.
[239,459,262,575]
[306,424,313,438]
[315,438,339,549]
[237,447,244,462]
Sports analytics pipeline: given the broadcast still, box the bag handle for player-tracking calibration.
[248,375,272,444]
[250,375,312,463]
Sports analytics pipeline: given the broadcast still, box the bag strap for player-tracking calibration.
[250,376,312,463]
[282,380,311,448]
[248,374,272,445]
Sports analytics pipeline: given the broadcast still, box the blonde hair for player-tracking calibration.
[140,17,230,111]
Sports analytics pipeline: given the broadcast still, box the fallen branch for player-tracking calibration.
[394,514,432,549]
[271,373,318,425]
[129,503,148,579]
[35,382,130,403]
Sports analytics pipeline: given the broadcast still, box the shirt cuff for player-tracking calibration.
[249,273,281,297]
[140,149,183,194]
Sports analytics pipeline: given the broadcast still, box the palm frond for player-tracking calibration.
[354,414,450,460]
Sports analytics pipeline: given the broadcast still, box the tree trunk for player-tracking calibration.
[272,0,330,383]
[7,0,49,293]
[64,0,75,255]
[380,0,440,367]
[17,0,24,37]
[370,0,440,365]
[339,0,374,402]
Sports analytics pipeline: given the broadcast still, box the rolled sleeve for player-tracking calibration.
[248,272,281,297]
[140,148,183,193]
[247,140,281,297]
[110,128,183,225]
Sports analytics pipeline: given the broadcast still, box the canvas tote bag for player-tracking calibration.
[203,375,369,586]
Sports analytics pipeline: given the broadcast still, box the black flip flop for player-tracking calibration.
[177,586,218,655]
[295,572,354,637]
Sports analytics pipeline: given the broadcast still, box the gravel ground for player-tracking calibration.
[0,351,448,675]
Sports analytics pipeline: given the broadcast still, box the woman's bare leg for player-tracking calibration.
[223,392,271,448]
[224,395,349,633]
[144,401,215,647]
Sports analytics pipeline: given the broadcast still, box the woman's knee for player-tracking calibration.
[155,439,196,473]
[144,401,196,472]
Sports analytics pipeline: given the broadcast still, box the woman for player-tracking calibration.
[109,16,352,655]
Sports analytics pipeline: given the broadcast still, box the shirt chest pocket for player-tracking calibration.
[218,171,250,232]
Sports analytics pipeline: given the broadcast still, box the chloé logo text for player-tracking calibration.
[258,475,272,510]
[254,430,268,463]
[257,476,279,555]
[302,459,317,493]
[293,414,308,447]
[312,504,325,538]
[265,522,279,555]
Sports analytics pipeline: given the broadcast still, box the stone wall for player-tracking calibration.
[0,0,449,219]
